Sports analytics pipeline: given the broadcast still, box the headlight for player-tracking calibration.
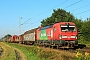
[71,36,76,38]
[71,36,77,39]
[59,36,67,39]
[59,35,68,39]
[62,36,67,38]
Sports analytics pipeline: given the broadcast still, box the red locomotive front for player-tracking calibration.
[53,22,78,48]
[36,22,78,48]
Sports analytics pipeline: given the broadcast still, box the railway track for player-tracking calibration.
[14,42,90,54]
[74,44,90,53]
[59,44,90,53]
[80,47,90,53]
[38,43,90,54]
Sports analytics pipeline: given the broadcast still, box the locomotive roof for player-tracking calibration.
[40,25,53,30]
[59,22,75,25]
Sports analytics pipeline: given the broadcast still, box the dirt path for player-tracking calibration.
[14,46,26,60]
[0,42,26,60]
[0,46,3,57]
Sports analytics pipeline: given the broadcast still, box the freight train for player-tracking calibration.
[9,22,78,48]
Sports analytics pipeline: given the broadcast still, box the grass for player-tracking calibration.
[75,49,90,60]
[5,42,40,60]
[3,41,90,60]
[77,40,90,60]
[0,39,90,60]
[0,42,16,60]
[78,40,90,47]
[5,42,76,60]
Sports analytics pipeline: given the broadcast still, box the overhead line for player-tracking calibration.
[53,0,69,8]
[21,18,31,25]
[64,0,83,9]
[31,0,69,19]
[30,0,83,25]
[31,0,83,25]
[72,4,90,11]
[75,10,90,15]
[24,0,90,29]
[22,0,69,25]
[23,0,69,27]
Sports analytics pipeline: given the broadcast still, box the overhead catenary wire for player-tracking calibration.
[31,0,83,20]
[21,18,31,25]
[32,0,69,19]
[72,4,90,11]
[21,0,69,25]
[25,9,90,29]
[64,0,83,9]
[26,0,84,26]
[22,0,70,30]
[23,0,90,30]
[31,0,83,24]
[75,9,90,15]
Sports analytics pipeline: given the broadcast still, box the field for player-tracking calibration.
[0,42,26,60]
[0,42,16,60]
[0,42,90,60]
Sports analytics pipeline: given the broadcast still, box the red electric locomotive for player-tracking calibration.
[36,22,78,48]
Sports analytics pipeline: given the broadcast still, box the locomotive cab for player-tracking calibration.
[53,22,78,48]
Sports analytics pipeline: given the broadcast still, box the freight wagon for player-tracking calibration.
[9,35,19,43]
[23,29,36,45]
[19,34,24,44]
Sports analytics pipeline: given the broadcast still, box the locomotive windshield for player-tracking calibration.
[61,26,76,32]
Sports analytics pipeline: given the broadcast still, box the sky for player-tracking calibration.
[0,0,90,38]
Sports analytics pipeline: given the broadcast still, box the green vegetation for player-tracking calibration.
[41,8,76,26]
[75,49,90,60]
[6,42,76,60]
[0,34,11,42]
[77,18,90,46]
[6,43,40,60]
[0,42,16,60]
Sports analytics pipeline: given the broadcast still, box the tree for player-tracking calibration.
[2,34,12,41]
[41,8,75,27]
[4,34,12,38]
[81,18,90,42]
